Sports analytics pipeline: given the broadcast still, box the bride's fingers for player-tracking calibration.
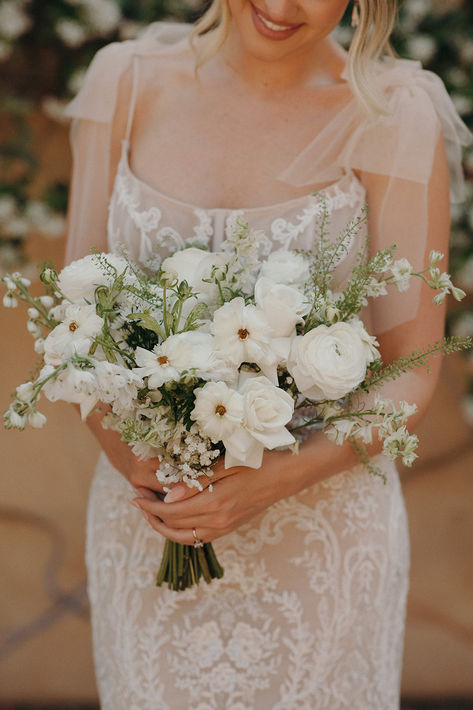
[162,464,242,503]
[140,511,213,545]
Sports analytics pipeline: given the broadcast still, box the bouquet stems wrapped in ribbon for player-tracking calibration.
[3,210,471,591]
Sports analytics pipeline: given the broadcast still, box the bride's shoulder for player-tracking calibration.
[64,21,193,124]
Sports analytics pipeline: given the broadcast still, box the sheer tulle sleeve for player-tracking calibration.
[279,59,472,332]
[63,41,137,264]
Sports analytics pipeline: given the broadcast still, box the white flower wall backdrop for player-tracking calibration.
[0,0,472,411]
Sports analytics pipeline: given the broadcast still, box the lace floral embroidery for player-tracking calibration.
[270,180,366,250]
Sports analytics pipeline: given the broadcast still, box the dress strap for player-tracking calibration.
[124,55,140,144]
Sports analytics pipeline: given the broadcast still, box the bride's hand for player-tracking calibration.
[79,403,166,500]
[131,447,302,544]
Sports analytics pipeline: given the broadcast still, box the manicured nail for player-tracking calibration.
[130,500,141,509]
[164,486,187,503]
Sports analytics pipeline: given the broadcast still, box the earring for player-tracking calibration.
[351,0,360,28]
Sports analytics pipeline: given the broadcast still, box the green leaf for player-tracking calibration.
[127,312,165,339]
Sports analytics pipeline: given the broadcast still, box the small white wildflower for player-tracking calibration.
[28,307,40,319]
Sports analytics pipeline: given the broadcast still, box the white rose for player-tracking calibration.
[259,249,310,287]
[161,248,229,303]
[224,375,295,469]
[254,276,309,337]
[288,321,375,401]
[57,253,135,303]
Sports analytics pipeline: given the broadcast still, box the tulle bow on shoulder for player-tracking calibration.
[64,22,192,124]
[278,57,472,203]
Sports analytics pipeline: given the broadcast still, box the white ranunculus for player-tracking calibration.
[43,303,104,366]
[161,248,229,303]
[191,381,244,443]
[57,253,135,303]
[211,297,278,383]
[254,276,309,337]
[348,317,380,363]
[259,249,310,287]
[288,321,376,401]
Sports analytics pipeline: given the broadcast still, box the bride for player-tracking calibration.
[64,1,470,708]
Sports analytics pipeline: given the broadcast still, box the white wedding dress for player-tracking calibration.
[64,22,471,710]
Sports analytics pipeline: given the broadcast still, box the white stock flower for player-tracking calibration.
[57,253,133,303]
[42,363,99,419]
[288,320,376,401]
[191,381,244,443]
[390,258,414,292]
[259,249,310,287]
[254,276,309,337]
[325,418,356,446]
[382,426,419,467]
[94,361,143,419]
[161,248,229,303]
[43,304,104,366]
[212,298,278,383]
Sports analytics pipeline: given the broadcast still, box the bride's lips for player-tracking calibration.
[250,2,304,41]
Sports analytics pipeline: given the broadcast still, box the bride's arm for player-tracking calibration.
[65,59,164,495]
[132,134,452,543]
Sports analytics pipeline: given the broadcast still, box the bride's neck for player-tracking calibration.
[218,27,345,94]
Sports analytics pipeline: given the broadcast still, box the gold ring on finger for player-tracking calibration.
[192,527,204,549]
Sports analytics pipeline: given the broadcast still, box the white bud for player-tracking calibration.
[3,276,16,291]
[39,296,55,308]
[28,307,40,319]
[16,382,35,402]
[20,277,31,287]
[451,286,466,302]
[28,411,47,429]
[9,410,27,429]
[27,320,42,338]
[429,250,444,266]
[34,338,46,354]
[3,293,18,308]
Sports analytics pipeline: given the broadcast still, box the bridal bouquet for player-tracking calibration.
[3,210,470,590]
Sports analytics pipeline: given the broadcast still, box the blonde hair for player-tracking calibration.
[190,0,398,114]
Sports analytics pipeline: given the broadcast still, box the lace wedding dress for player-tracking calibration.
[64,22,471,710]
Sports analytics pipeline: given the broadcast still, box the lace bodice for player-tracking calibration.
[108,136,367,272]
